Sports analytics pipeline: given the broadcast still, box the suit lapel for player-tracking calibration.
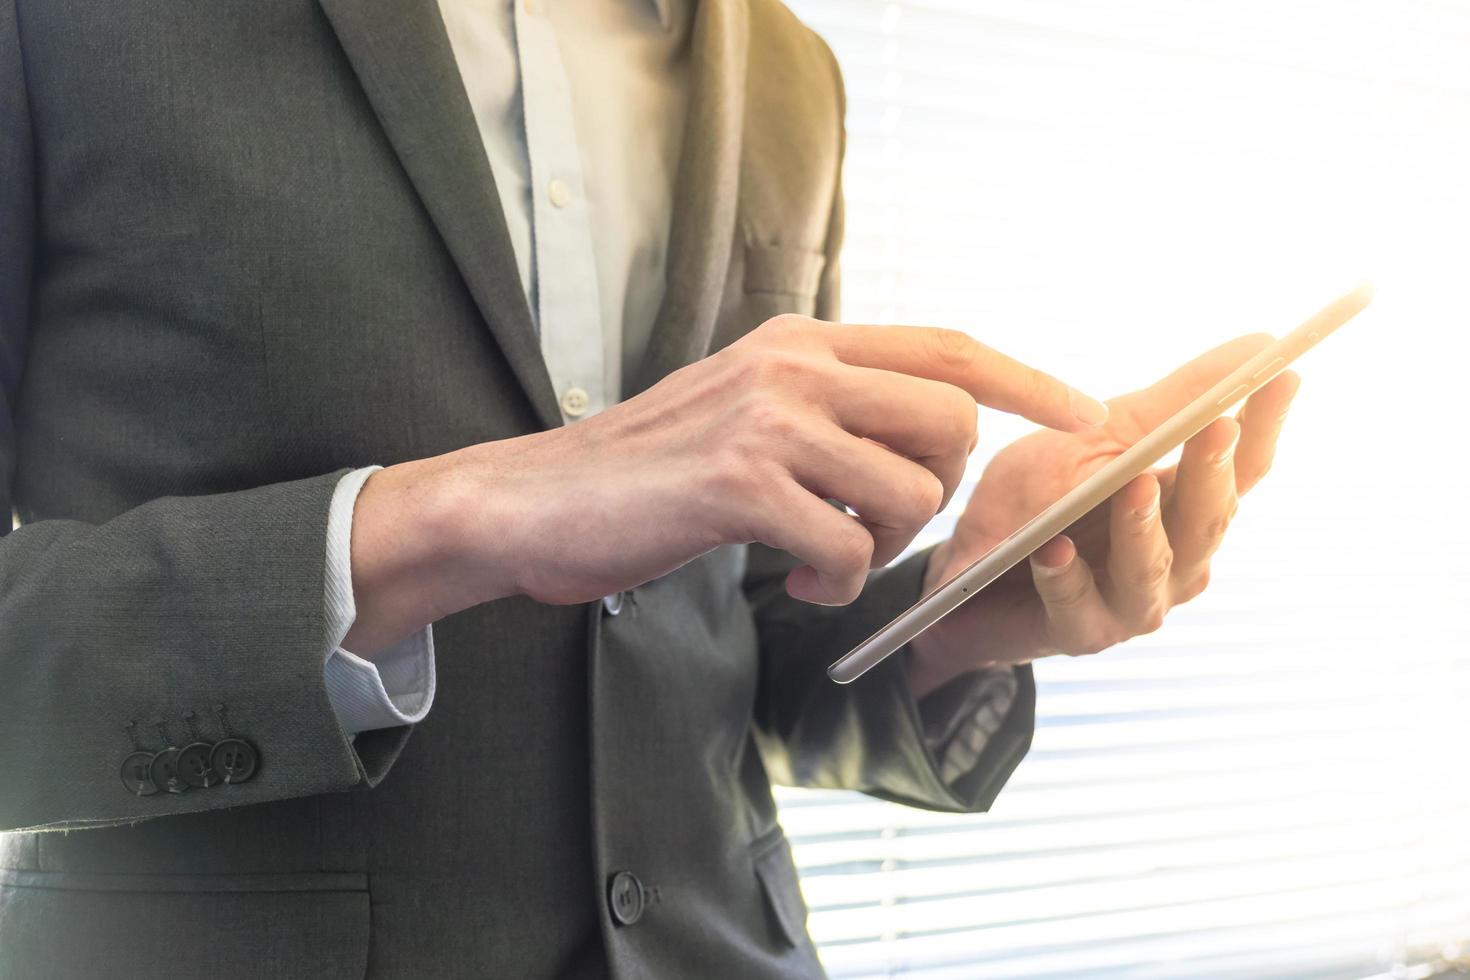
[631,0,750,396]
[316,0,563,429]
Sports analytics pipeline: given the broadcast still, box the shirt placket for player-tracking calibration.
[514,0,607,421]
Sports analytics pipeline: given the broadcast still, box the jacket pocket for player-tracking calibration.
[750,828,811,950]
[743,244,826,303]
[0,869,370,980]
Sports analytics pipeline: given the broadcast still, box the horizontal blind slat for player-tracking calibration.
[779,0,1470,975]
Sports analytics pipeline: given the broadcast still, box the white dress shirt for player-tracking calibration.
[323,0,688,735]
[320,0,1015,781]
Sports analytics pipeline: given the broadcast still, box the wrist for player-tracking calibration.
[342,451,518,654]
[907,632,1003,701]
[906,542,1003,699]
[906,546,959,698]
[906,628,967,700]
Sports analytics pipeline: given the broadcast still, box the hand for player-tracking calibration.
[342,315,1111,654]
[906,334,1302,698]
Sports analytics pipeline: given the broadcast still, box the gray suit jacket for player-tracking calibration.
[0,0,1036,976]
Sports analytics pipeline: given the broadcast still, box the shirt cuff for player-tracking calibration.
[916,666,1020,785]
[322,466,437,736]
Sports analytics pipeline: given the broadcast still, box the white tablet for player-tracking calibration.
[827,284,1374,684]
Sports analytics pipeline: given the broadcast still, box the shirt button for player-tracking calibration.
[607,871,646,926]
[547,178,571,209]
[560,387,589,417]
[602,592,624,616]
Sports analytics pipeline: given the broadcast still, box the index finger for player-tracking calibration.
[826,324,1109,433]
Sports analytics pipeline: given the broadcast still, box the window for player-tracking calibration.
[778,1,1470,976]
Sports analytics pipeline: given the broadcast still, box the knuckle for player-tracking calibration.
[946,387,979,449]
[756,312,811,338]
[1024,365,1052,406]
[1045,574,1093,611]
[1200,516,1231,545]
[708,447,768,502]
[1136,606,1167,635]
[1124,514,1156,539]
[1130,552,1174,590]
[725,340,813,393]
[717,343,764,386]
[928,328,979,373]
[907,471,945,523]
[1067,634,1113,658]
[744,398,801,442]
[833,523,875,574]
[749,348,809,388]
[1176,569,1212,603]
[836,576,867,604]
[1096,628,1128,653]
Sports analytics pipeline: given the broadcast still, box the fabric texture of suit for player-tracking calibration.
[0,0,1037,976]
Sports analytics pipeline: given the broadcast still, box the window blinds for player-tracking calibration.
[777,1,1470,976]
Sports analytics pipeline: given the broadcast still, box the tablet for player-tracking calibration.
[827,284,1374,684]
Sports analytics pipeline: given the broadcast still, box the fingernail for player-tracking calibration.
[1068,388,1109,427]
[1032,538,1074,574]
[1032,557,1067,576]
[1134,492,1159,522]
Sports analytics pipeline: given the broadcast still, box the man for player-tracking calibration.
[0,0,1297,976]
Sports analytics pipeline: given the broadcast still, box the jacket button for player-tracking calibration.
[149,747,189,795]
[120,751,159,796]
[602,592,624,616]
[176,742,220,788]
[211,738,259,784]
[607,871,645,926]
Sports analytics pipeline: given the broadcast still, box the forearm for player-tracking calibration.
[0,471,367,832]
[905,537,955,698]
[906,646,974,702]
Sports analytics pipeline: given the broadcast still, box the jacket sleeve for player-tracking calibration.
[746,36,1035,813]
[0,0,408,833]
[745,543,1036,813]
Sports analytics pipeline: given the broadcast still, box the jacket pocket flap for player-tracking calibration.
[0,871,369,979]
[744,244,826,297]
[0,868,367,893]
